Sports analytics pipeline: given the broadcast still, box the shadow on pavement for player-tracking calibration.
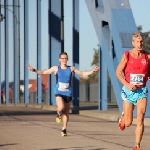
[40,147,106,150]
[0,143,18,147]
[0,110,56,116]
[78,102,118,110]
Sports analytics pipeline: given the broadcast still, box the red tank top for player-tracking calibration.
[123,50,149,87]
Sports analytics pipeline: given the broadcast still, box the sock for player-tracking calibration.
[62,127,66,130]
[57,111,62,116]
[135,143,140,147]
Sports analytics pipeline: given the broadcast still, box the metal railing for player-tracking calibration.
[27,82,117,104]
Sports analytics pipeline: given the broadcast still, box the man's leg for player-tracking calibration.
[123,101,134,127]
[56,96,65,115]
[119,101,134,130]
[62,102,71,129]
[135,98,147,147]
[56,96,65,123]
[61,101,71,136]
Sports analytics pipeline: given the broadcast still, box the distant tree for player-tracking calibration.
[87,48,99,82]
[80,48,99,83]
[137,25,150,52]
[143,32,150,52]
[137,25,142,32]
[91,48,99,66]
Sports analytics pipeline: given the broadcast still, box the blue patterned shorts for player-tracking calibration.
[121,86,148,105]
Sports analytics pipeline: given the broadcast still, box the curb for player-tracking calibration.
[79,110,120,122]
[1,104,150,127]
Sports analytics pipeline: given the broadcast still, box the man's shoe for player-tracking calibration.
[119,112,125,131]
[133,146,140,150]
[61,129,67,137]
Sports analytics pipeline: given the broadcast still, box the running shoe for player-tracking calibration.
[56,114,62,124]
[133,146,140,150]
[61,129,67,137]
[119,112,125,131]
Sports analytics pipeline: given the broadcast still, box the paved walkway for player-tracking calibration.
[0,103,150,150]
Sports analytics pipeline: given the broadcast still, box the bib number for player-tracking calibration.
[130,74,145,85]
[58,82,69,91]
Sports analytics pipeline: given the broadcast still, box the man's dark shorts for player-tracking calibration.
[55,94,72,103]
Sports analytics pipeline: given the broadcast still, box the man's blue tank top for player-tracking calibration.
[54,66,72,96]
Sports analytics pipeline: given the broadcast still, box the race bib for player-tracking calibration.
[58,82,69,91]
[130,74,145,85]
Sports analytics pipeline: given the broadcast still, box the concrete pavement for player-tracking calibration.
[1,102,150,126]
[1,104,150,150]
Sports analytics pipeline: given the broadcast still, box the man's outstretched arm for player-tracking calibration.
[27,64,56,75]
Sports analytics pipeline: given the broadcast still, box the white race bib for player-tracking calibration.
[130,74,145,85]
[58,82,69,91]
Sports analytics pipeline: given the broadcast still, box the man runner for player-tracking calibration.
[28,52,99,136]
[116,32,150,150]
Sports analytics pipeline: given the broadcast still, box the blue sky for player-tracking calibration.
[129,0,150,32]
[0,0,150,81]
[65,0,150,71]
